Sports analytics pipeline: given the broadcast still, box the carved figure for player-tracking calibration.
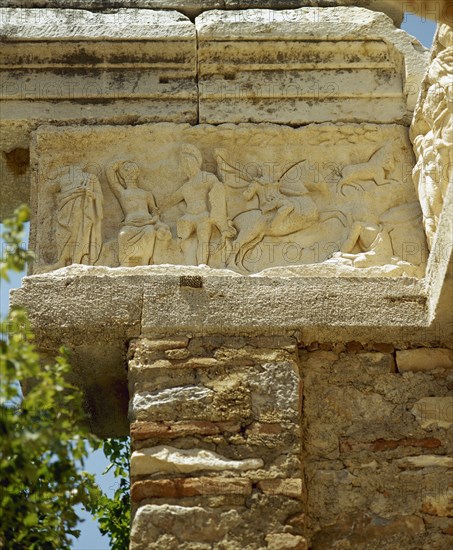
[328,201,424,273]
[106,161,171,266]
[218,156,346,272]
[411,34,453,249]
[412,136,442,248]
[330,222,398,268]
[48,164,103,268]
[336,143,398,196]
[162,145,236,266]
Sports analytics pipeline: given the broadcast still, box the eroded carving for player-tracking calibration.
[46,164,103,269]
[32,123,426,276]
[411,25,453,249]
[106,161,171,267]
[336,142,398,196]
[161,145,235,266]
[218,157,346,271]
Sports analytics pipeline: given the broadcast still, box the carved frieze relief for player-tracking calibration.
[31,122,427,276]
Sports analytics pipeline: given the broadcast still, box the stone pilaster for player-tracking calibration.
[128,336,307,550]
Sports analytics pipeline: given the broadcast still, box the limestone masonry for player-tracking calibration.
[3,1,452,548]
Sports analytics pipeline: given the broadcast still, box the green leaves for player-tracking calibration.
[1,206,130,548]
[92,438,131,550]
[0,204,34,282]
[0,208,100,549]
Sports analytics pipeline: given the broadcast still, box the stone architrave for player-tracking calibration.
[0,8,196,122]
[0,1,409,25]
[197,7,428,124]
[0,7,196,219]
[30,122,427,276]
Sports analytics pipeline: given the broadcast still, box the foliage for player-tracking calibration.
[1,205,131,548]
[92,437,131,550]
[0,204,33,280]
[0,205,100,549]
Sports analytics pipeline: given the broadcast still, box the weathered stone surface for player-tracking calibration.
[0,2,407,25]
[421,491,453,517]
[131,445,264,475]
[0,7,196,219]
[396,348,453,372]
[310,513,426,548]
[197,7,427,124]
[131,477,252,502]
[12,263,453,436]
[301,346,453,546]
[412,397,453,429]
[396,455,453,469]
[410,24,453,249]
[128,336,305,548]
[265,533,308,550]
[258,479,304,499]
[30,123,426,276]
[130,504,242,548]
[130,386,214,421]
[249,361,301,422]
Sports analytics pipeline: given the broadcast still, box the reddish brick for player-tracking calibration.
[257,479,303,499]
[131,421,221,440]
[372,342,395,353]
[131,477,252,502]
[340,437,442,453]
[346,341,363,352]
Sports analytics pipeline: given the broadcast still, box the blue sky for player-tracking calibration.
[0,12,437,550]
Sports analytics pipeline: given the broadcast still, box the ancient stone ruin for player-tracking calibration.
[2,1,452,548]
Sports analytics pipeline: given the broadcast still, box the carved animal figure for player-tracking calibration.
[217,157,346,272]
[230,208,346,272]
[336,144,398,196]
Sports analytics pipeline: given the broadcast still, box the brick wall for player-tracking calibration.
[128,337,452,549]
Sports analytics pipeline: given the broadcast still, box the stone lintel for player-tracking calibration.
[0,2,405,25]
[10,263,450,435]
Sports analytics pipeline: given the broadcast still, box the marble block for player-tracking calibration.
[197,7,428,124]
[30,122,427,276]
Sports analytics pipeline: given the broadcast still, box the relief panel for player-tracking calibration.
[31,122,427,276]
